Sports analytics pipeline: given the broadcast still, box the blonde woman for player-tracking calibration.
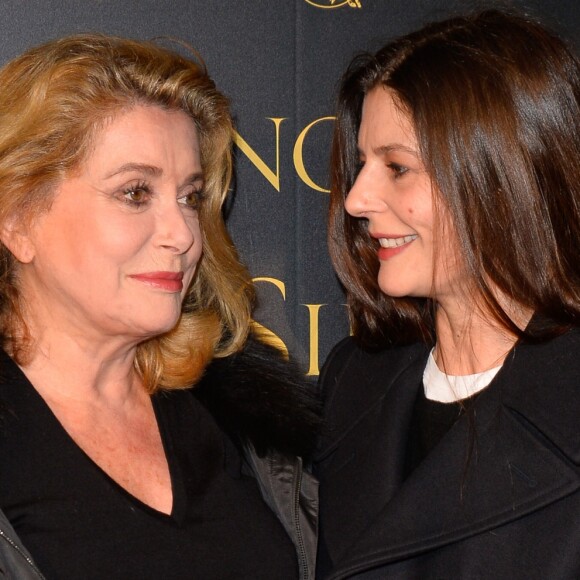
[0,35,318,579]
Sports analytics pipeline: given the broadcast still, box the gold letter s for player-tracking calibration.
[251,277,289,357]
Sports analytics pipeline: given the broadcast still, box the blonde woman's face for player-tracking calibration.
[12,105,203,344]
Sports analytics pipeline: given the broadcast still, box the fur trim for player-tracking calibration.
[193,335,322,459]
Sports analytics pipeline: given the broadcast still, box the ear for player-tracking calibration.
[0,217,36,264]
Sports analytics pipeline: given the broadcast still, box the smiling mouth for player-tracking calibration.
[378,234,418,248]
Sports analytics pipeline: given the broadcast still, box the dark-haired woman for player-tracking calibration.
[315,10,580,579]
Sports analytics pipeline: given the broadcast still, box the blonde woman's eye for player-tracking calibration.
[122,183,151,206]
[178,190,204,209]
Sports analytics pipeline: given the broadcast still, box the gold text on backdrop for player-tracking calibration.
[253,277,340,376]
[304,0,362,8]
[234,117,335,193]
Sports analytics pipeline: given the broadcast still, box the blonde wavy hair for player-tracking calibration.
[0,34,253,392]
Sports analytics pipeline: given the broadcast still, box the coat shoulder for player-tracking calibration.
[505,328,580,464]
[320,338,428,398]
[317,337,428,458]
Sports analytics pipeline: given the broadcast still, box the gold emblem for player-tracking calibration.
[304,0,361,9]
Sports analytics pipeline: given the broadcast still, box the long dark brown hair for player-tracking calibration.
[329,9,580,348]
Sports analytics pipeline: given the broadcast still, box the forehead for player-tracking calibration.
[95,105,198,145]
[358,87,417,149]
[77,105,201,174]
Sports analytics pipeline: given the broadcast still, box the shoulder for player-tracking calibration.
[506,327,580,400]
[321,335,428,383]
[504,328,580,463]
[192,334,321,459]
[317,337,429,456]
[318,337,359,393]
[320,336,428,406]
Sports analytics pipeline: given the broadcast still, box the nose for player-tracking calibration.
[155,200,196,254]
[344,165,385,218]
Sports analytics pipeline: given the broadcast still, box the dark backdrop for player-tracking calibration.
[1,0,577,375]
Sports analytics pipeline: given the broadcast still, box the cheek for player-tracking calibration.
[92,220,147,264]
[113,202,177,244]
[432,218,465,281]
[189,244,203,270]
[412,201,435,234]
[186,218,203,265]
[47,216,103,264]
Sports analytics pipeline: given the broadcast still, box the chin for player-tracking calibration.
[378,274,430,299]
[131,315,182,340]
[378,281,411,298]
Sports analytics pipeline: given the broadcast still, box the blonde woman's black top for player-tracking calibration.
[0,350,299,579]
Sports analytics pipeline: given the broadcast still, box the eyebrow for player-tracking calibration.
[105,162,163,179]
[378,144,419,157]
[357,144,420,158]
[105,163,204,186]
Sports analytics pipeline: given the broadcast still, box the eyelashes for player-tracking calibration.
[177,189,205,210]
[351,161,410,183]
[122,180,151,207]
[387,162,409,178]
[120,180,205,210]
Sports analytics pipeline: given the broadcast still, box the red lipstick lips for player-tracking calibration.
[377,245,409,260]
[128,271,184,292]
[371,233,417,261]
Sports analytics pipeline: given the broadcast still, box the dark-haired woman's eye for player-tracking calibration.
[388,162,409,178]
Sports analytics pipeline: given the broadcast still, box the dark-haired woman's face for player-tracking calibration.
[345,87,463,303]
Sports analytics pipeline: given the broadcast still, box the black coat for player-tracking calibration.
[315,329,580,579]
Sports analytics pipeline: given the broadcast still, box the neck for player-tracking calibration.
[434,294,532,376]
[16,327,142,406]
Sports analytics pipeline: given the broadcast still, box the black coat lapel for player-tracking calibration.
[316,342,429,568]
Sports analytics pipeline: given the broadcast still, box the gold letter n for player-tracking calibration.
[234,118,286,192]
